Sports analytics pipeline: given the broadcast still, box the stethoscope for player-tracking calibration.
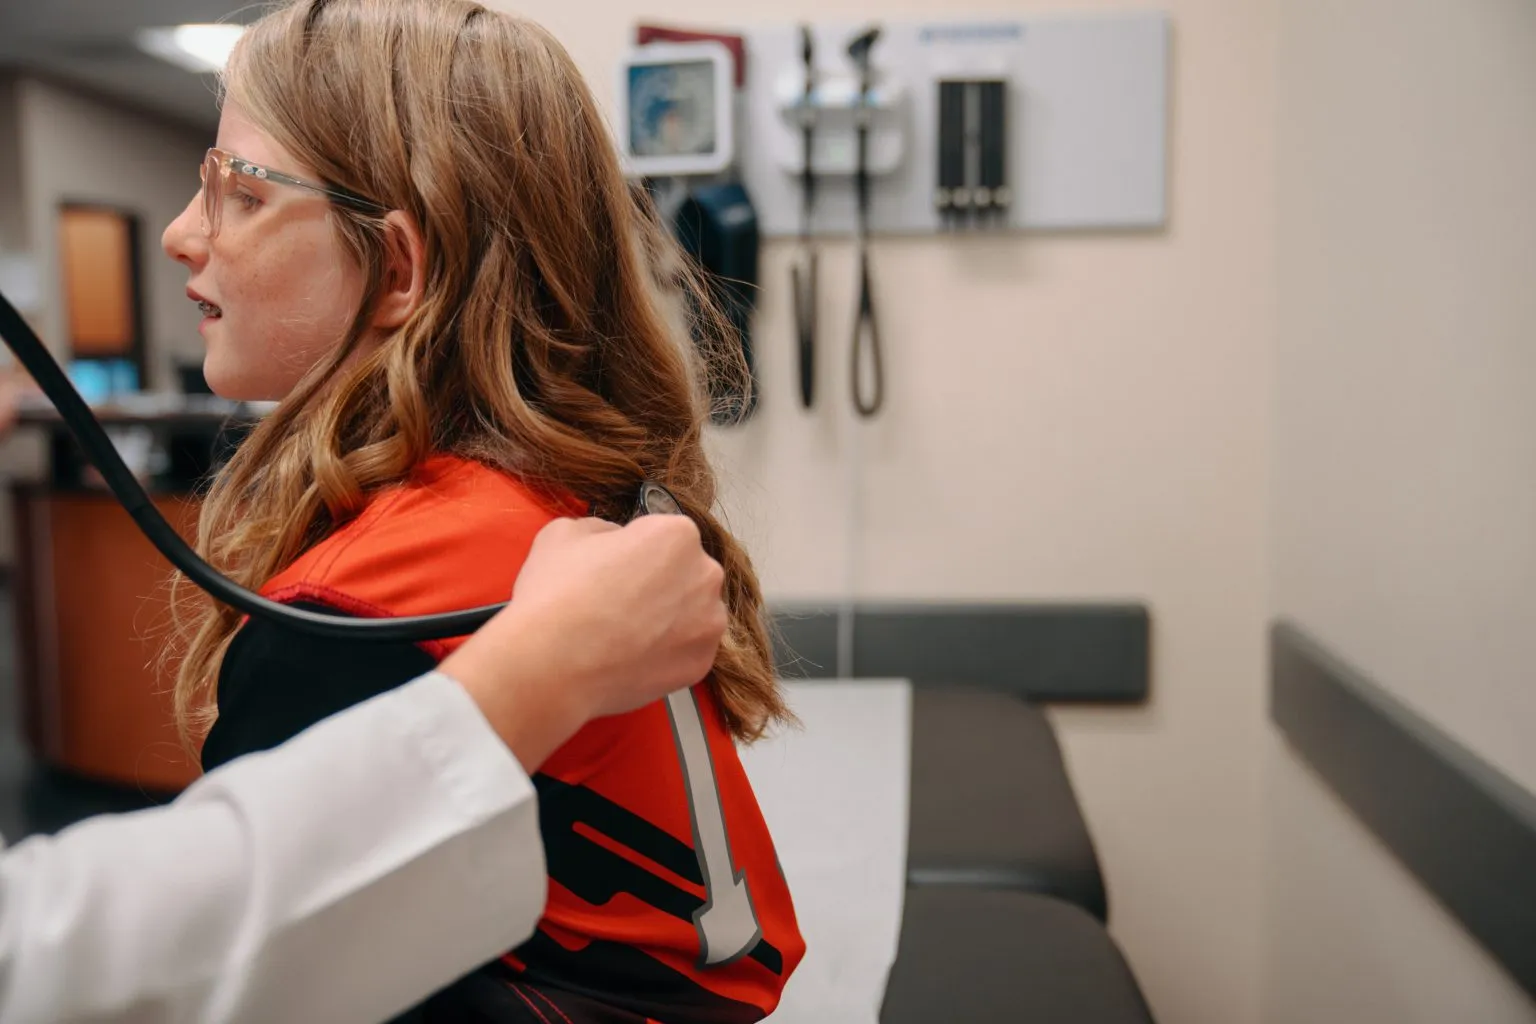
[847,26,885,419]
[0,289,682,642]
[791,24,818,411]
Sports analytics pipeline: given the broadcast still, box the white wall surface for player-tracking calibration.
[1268,0,1536,1018]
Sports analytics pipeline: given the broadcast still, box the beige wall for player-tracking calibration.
[15,78,208,387]
[479,1,1279,1021]
[1265,740,1536,1024]
[0,75,33,569]
[1269,0,1536,1019]
[0,79,208,567]
[0,75,25,251]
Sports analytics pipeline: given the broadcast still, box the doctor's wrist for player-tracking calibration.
[439,606,593,772]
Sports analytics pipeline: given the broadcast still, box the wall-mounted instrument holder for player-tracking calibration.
[770,71,908,179]
[739,12,1170,238]
[935,77,1011,229]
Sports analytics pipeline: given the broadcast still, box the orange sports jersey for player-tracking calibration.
[199,455,805,1023]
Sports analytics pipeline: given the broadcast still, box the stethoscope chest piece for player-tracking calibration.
[635,480,684,518]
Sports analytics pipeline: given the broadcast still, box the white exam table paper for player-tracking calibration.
[739,679,912,1024]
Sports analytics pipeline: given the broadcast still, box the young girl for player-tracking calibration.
[160,1,804,1020]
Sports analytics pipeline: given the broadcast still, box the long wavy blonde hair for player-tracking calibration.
[170,0,784,747]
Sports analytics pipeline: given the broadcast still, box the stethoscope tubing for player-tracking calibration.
[0,289,671,641]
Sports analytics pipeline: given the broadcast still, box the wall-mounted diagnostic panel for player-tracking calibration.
[736,12,1170,237]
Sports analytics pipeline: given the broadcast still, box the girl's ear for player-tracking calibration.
[370,210,426,330]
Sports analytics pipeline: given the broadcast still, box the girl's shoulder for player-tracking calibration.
[260,456,579,645]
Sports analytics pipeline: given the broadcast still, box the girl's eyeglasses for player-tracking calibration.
[199,147,387,239]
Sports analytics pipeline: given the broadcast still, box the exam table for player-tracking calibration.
[896,688,1149,1018]
[750,679,1155,1022]
[881,886,1155,1023]
[908,685,1108,920]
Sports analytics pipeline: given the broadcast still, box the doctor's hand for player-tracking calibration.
[441,514,727,770]
[513,515,728,713]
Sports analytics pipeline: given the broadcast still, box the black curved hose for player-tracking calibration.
[794,23,819,411]
[851,247,884,418]
[0,289,504,641]
[848,25,885,419]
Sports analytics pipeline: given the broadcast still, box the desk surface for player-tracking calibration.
[14,394,268,495]
[16,393,270,429]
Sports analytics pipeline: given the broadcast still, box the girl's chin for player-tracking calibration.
[201,356,270,403]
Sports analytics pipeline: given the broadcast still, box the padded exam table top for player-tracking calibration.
[746,681,1147,1023]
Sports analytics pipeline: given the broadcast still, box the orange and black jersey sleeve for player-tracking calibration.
[201,457,805,1024]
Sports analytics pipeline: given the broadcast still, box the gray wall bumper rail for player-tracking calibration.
[771,602,1149,702]
[1271,621,1536,1000]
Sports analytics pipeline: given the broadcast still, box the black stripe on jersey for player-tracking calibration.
[201,601,436,771]
[411,968,656,1023]
[498,937,769,1024]
[533,774,784,975]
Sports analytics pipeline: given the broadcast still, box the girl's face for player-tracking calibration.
[162,102,366,401]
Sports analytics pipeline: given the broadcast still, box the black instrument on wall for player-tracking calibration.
[791,24,819,410]
[936,77,1011,229]
[847,25,885,419]
[671,181,762,425]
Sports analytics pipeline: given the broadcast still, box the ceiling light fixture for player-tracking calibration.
[135,23,246,74]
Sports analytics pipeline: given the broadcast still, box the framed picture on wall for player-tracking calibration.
[57,203,146,394]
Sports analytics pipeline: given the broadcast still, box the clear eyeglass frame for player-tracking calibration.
[198,147,386,238]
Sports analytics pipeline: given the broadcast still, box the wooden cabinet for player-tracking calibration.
[13,488,201,792]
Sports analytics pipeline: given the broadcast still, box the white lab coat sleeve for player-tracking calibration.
[0,670,548,1024]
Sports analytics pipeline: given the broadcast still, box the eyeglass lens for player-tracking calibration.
[199,151,223,239]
